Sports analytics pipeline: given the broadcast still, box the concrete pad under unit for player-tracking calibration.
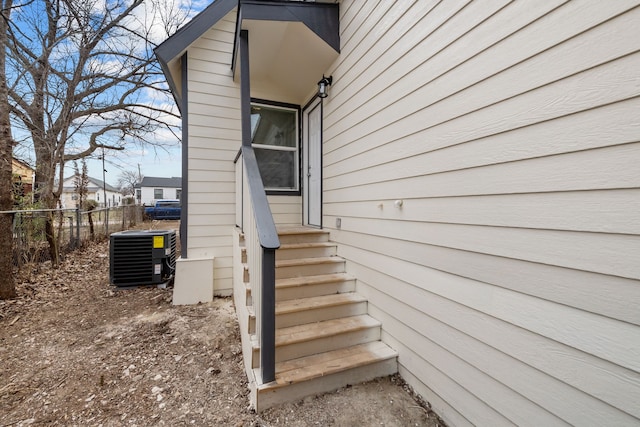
[172,256,214,305]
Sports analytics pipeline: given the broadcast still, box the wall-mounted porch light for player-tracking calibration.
[317,75,333,98]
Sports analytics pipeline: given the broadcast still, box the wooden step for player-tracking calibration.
[248,271,355,302]
[276,242,337,261]
[275,273,356,301]
[248,272,357,310]
[240,226,399,412]
[252,315,381,366]
[254,341,398,411]
[276,293,367,328]
[248,293,367,332]
[277,227,329,244]
[276,256,345,279]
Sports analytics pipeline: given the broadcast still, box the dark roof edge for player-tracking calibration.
[63,175,119,192]
[155,0,238,65]
[155,0,238,106]
[242,1,340,52]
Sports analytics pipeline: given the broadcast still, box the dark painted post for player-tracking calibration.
[261,248,276,383]
[239,29,275,384]
[180,52,189,258]
[239,30,252,149]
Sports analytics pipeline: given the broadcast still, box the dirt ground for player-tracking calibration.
[0,222,445,426]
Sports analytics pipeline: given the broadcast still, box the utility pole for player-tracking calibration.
[101,147,107,207]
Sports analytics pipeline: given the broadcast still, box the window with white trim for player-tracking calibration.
[251,103,299,192]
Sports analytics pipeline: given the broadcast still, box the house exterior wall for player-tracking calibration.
[140,186,181,205]
[60,177,121,209]
[12,159,35,198]
[60,189,121,209]
[186,10,240,296]
[268,195,301,225]
[96,189,122,208]
[11,159,34,186]
[321,1,640,426]
[184,9,305,296]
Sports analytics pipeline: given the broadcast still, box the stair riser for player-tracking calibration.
[276,245,336,261]
[249,300,366,334]
[249,279,356,304]
[276,301,367,329]
[276,279,356,301]
[254,357,397,411]
[252,326,381,367]
[276,262,345,279]
[277,233,329,245]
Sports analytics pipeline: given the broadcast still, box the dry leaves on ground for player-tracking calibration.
[0,234,444,427]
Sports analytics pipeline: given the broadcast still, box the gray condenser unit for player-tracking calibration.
[109,230,177,287]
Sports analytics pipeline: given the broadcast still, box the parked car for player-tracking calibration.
[144,199,181,220]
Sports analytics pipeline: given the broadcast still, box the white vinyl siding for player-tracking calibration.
[323,1,640,426]
[186,11,239,295]
[268,195,301,226]
[185,9,303,294]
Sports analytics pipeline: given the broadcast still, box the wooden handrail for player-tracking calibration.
[241,146,280,250]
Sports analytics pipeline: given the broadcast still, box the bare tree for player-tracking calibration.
[0,0,16,299]
[73,159,89,208]
[3,0,186,268]
[117,169,142,197]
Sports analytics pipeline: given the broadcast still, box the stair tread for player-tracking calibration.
[258,341,397,390]
[278,242,336,250]
[276,293,366,315]
[247,293,364,318]
[276,273,354,288]
[277,227,328,235]
[275,315,380,347]
[276,256,344,268]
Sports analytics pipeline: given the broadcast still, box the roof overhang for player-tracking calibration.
[233,0,340,103]
[155,0,340,109]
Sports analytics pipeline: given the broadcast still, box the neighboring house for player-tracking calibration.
[12,157,35,199]
[156,1,640,424]
[60,175,121,208]
[135,176,182,206]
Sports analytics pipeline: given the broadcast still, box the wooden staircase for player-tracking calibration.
[233,226,398,411]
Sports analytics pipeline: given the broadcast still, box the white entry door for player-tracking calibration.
[303,99,322,227]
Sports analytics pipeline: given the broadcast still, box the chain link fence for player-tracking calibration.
[8,205,144,268]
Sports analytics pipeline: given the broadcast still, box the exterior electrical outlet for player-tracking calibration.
[109,230,177,287]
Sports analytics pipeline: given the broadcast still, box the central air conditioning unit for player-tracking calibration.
[109,230,177,287]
